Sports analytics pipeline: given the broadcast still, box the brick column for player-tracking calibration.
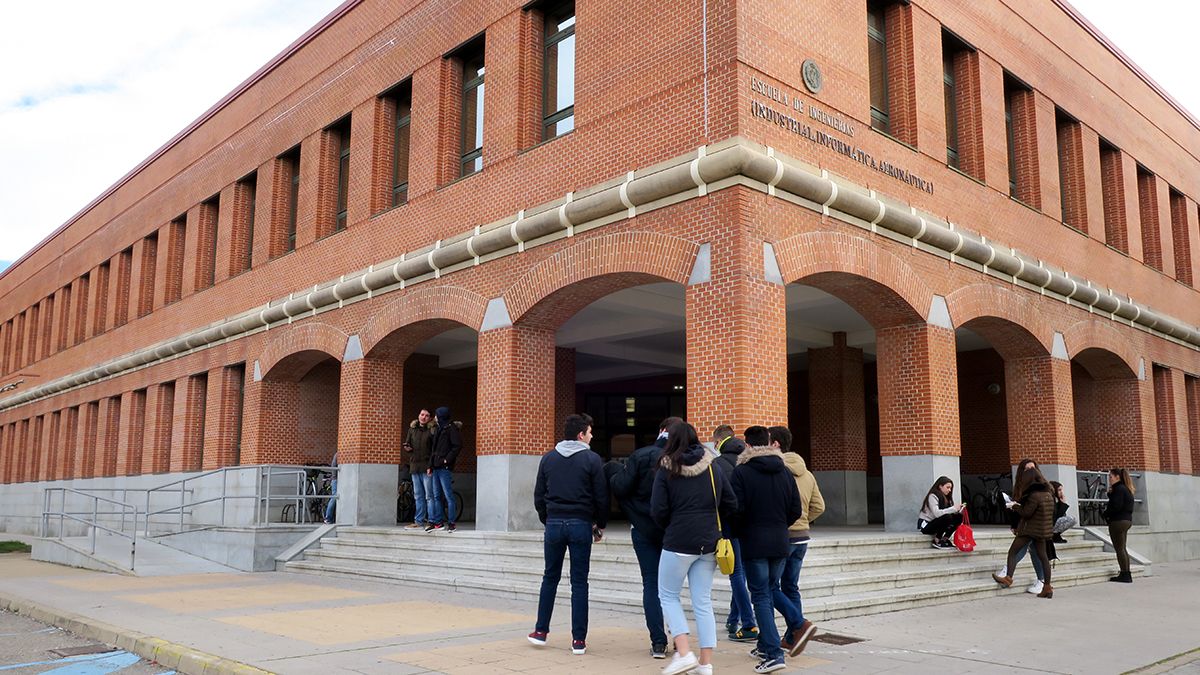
[28,416,43,484]
[95,396,121,478]
[75,404,98,480]
[142,383,174,474]
[57,407,78,481]
[336,356,404,525]
[117,390,146,477]
[1005,346,1078,503]
[877,313,961,531]
[13,421,29,483]
[246,379,302,465]
[554,347,576,428]
[294,132,322,248]
[1153,366,1191,475]
[1187,376,1200,477]
[40,412,59,482]
[808,333,868,525]
[0,423,10,484]
[203,366,244,470]
[171,375,207,473]
[475,322,555,531]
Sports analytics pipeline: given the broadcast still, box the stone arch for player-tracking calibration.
[258,323,348,382]
[503,231,700,329]
[1063,319,1141,380]
[775,231,931,328]
[359,284,489,361]
[945,284,1053,360]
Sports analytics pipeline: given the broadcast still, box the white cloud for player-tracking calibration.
[0,0,342,263]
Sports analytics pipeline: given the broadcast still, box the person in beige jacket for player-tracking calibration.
[769,425,825,656]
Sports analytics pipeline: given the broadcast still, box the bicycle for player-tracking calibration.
[970,473,1011,525]
[281,469,333,523]
[397,476,464,524]
[1078,472,1108,526]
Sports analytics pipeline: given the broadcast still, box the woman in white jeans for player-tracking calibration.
[651,422,738,675]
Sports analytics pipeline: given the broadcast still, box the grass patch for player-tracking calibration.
[0,541,31,553]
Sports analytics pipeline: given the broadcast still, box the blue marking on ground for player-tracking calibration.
[41,650,141,674]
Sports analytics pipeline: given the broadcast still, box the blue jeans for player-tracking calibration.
[324,479,337,522]
[744,557,786,660]
[658,550,718,649]
[777,541,808,631]
[725,538,756,630]
[412,472,432,524]
[430,468,455,524]
[630,526,668,646]
[1012,540,1045,580]
[535,518,593,641]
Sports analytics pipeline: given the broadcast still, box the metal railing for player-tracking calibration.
[40,488,137,570]
[1076,469,1144,526]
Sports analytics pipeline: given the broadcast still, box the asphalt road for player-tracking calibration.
[0,610,171,674]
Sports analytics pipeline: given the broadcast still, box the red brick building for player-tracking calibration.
[2,0,1199,558]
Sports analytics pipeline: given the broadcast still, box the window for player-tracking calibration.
[1169,188,1191,286]
[942,31,981,177]
[1056,109,1086,232]
[275,147,301,254]
[1136,165,1162,271]
[459,40,486,177]
[386,81,412,207]
[1100,139,1127,252]
[329,117,351,232]
[542,2,576,140]
[867,1,889,133]
[233,174,256,274]
[1004,73,1037,206]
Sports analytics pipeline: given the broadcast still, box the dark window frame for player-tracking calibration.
[867,1,890,134]
[542,2,576,141]
[459,41,486,178]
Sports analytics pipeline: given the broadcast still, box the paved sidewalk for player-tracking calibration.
[0,548,1196,674]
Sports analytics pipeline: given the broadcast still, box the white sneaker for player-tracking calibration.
[996,566,1008,578]
[1026,580,1044,594]
[693,664,713,675]
[662,651,699,675]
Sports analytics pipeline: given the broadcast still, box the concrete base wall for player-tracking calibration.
[154,525,320,571]
[337,464,398,526]
[475,454,541,532]
[882,454,961,532]
[813,470,868,525]
[30,538,132,575]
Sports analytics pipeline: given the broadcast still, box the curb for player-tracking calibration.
[0,591,273,675]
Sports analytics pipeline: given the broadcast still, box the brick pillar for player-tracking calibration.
[1005,348,1078,504]
[554,347,576,427]
[28,416,43,484]
[335,356,403,525]
[143,383,174,474]
[877,315,961,531]
[40,412,59,482]
[475,323,556,531]
[117,390,146,476]
[57,407,78,481]
[808,333,868,525]
[686,244,788,436]
[76,403,99,480]
[1187,376,1200,477]
[0,423,10,484]
[171,375,207,473]
[246,379,303,465]
[13,421,29,483]
[203,366,244,470]
[1153,366,1191,475]
[95,396,121,478]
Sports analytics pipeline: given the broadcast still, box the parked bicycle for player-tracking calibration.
[397,476,463,524]
[281,468,334,523]
[969,472,1012,525]
[1078,471,1109,526]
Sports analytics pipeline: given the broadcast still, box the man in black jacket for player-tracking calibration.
[712,425,756,642]
[426,406,462,532]
[732,426,803,674]
[609,416,681,658]
[529,414,608,656]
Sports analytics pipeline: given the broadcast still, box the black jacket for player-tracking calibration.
[610,438,667,545]
[429,421,463,471]
[731,447,803,559]
[534,441,609,527]
[651,445,738,554]
[713,436,746,477]
[1104,481,1135,522]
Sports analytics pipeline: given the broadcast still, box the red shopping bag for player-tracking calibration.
[953,507,976,552]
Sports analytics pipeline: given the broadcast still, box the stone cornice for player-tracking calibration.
[2,137,1196,413]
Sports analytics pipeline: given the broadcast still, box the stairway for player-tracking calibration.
[282,526,1143,620]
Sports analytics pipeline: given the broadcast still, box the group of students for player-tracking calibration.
[918,460,1140,597]
[528,414,825,674]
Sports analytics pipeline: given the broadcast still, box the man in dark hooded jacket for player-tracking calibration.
[426,406,462,532]
[712,425,756,642]
[732,426,802,673]
[608,416,682,658]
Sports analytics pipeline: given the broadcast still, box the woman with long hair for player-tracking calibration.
[917,476,964,549]
[997,459,1047,593]
[1104,468,1136,583]
[993,465,1055,598]
[1049,480,1075,544]
[651,422,737,675]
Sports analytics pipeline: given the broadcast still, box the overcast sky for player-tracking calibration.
[0,0,1194,268]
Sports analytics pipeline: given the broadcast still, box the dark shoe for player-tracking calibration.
[992,574,1013,588]
[787,620,817,657]
[424,522,443,532]
[1037,583,1053,599]
[748,647,763,659]
[651,643,667,659]
[754,656,787,673]
[447,522,457,533]
[1052,534,1067,544]
[731,626,759,642]
[527,630,548,646]
[571,639,586,655]
[1110,571,1133,583]
[726,623,739,639]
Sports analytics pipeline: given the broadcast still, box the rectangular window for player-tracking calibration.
[278,147,301,254]
[1004,74,1036,204]
[197,196,219,290]
[138,233,157,318]
[459,39,486,177]
[943,35,961,169]
[1055,109,1086,232]
[233,174,256,275]
[1137,165,1162,271]
[1099,139,1127,252]
[542,2,576,140]
[113,247,132,328]
[165,217,186,304]
[942,31,981,178]
[867,1,889,134]
[387,82,412,207]
[1169,188,1191,286]
[331,117,351,232]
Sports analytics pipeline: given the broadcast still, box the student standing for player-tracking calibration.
[712,425,757,643]
[528,414,609,655]
[772,425,824,656]
[652,422,737,675]
[993,466,1055,598]
[1104,468,1136,583]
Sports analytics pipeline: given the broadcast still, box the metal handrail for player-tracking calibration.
[40,487,136,570]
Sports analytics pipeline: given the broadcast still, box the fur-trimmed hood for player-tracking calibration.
[410,419,435,429]
[736,446,788,474]
[659,445,716,477]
